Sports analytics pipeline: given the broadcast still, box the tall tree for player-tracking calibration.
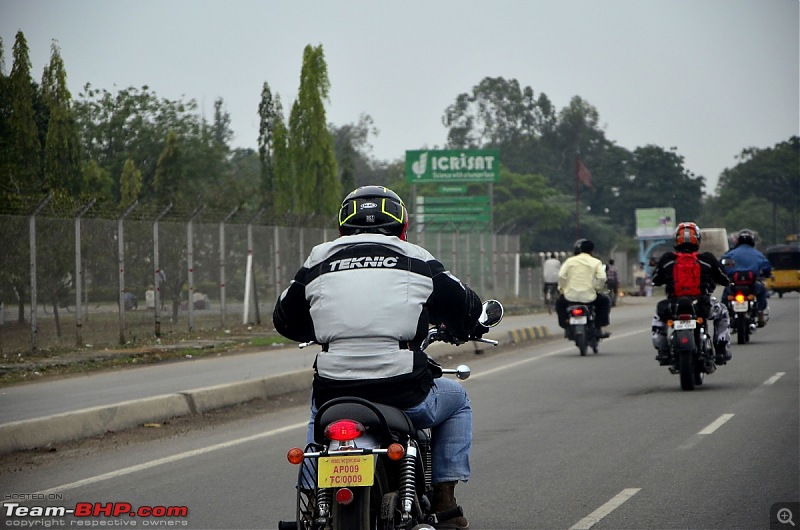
[0,35,12,193]
[713,136,800,245]
[41,40,82,196]
[119,158,142,205]
[271,95,293,215]
[330,113,378,191]
[152,130,184,207]
[288,44,339,216]
[619,145,704,230]
[74,84,202,203]
[7,31,42,195]
[257,81,276,205]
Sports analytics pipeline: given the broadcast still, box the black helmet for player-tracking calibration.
[338,186,409,240]
[736,229,755,247]
[573,239,595,255]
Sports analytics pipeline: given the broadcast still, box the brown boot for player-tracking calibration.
[431,481,469,529]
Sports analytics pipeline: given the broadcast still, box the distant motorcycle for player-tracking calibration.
[662,297,717,391]
[725,271,760,344]
[565,302,600,356]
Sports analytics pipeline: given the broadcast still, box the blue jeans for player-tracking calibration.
[307,378,472,484]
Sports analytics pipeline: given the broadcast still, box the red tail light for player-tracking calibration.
[735,293,746,303]
[570,308,584,316]
[324,420,365,441]
[335,488,355,505]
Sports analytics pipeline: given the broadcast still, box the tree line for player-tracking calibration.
[1,30,797,256]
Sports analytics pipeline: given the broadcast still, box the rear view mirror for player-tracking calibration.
[479,299,504,328]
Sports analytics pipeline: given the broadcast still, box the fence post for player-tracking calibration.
[117,200,138,345]
[153,204,172,338]
[219,207,238,327]
[272,225,281,315]
[29,194,52,352]
[74,199,95,346]
[187,205,205,332]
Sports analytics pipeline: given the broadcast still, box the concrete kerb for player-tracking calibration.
[0,393,192,455]
[507,325,551,344]
[0,325,551,455]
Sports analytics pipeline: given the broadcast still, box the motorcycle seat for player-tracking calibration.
[731,271,756,286]
[315,397,416,443]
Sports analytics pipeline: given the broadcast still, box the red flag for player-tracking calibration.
[575,156,592,188]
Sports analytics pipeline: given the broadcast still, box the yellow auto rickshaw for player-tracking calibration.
[764,243,800,297]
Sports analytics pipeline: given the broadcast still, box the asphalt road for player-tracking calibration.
[1,294,798,529]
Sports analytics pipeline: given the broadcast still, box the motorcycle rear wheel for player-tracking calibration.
[693,362,704,387]
[679,352,696,391]
[330,460,390,530]
[576,333,587,356]
[736,318,748,345]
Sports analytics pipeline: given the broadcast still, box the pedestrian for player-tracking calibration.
[606,259,619,306]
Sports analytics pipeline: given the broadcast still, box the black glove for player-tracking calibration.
[426,356,443,378]
[471,322,490,340]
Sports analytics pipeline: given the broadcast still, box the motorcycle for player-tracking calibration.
[663,297,716,391]
[725,271,760,345]
[565,302,600,356]
[278,299,504,530]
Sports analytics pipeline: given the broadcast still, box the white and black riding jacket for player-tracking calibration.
[273,233,483,408]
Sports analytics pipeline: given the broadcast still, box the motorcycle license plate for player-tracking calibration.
[317,455,374,488]
[569,316,587,325]
[732,301,748,313]
[673,320,696,330]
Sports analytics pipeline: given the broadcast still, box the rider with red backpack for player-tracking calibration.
[650,222,732,365]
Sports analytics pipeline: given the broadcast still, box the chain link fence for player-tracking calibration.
[0,213,538,355]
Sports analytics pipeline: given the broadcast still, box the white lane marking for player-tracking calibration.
[473,329,645,379]
[569,488,641,530]
[25,421,307,497]
[764,372,786,385]
[698,413,734,435]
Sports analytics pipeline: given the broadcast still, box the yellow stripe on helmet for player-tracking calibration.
[339,200,358,226]
[382,198,404,223]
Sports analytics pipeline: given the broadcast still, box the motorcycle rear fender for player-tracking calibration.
[671,329,696,353]
[566,303,592,316]
[571,324,586,336]
[314,397,415,445]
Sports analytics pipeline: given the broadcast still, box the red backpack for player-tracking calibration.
[672,252,701,297]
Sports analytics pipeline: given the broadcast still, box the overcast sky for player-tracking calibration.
[2,0,798,193]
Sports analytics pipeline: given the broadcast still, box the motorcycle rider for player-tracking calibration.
[542,252,561,302]
[273,185,486,530]
[650,222,732,364]
[721,229,772,327]
[555,239,612,338]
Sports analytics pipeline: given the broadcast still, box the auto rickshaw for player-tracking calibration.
[764,243,800,297]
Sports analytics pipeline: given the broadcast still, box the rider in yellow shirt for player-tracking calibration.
[556,239,612,338]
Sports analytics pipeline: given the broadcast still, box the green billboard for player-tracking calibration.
[635,207,676,238]
[405,149,500,183]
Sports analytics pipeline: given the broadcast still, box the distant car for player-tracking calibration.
[123,292,138,311]
[192,292,210,310]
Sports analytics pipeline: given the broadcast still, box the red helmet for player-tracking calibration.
[338,186,409,241]
[674,222,701,250]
